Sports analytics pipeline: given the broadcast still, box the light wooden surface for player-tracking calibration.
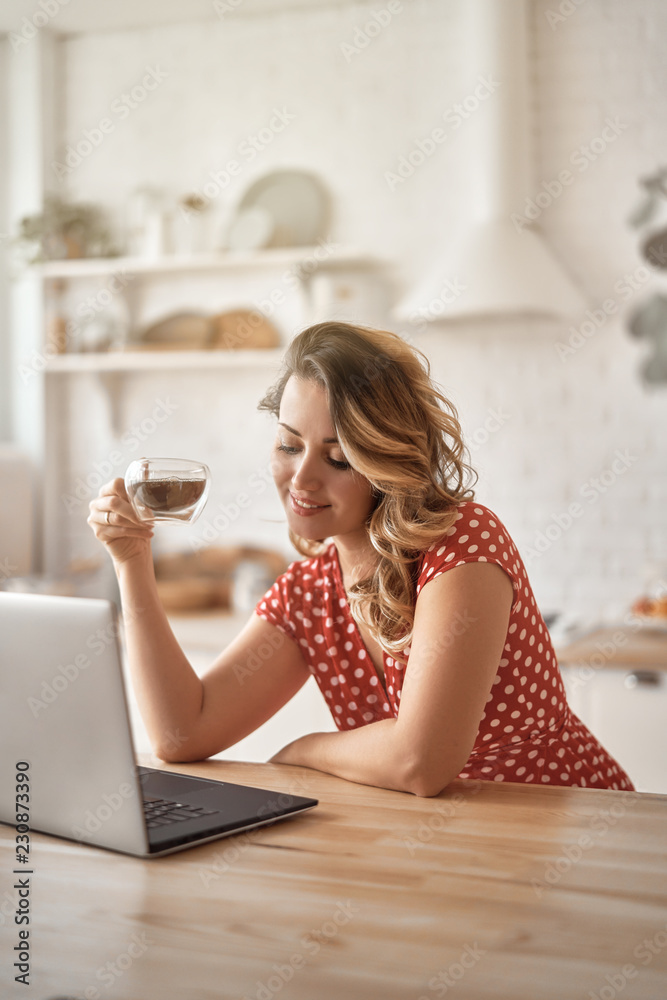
[1,756,666,1000]
[555,623,667,672]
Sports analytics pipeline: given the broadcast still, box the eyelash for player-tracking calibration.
[277,443,350,470]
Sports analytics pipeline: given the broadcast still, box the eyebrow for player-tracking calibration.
[278,422,339,444]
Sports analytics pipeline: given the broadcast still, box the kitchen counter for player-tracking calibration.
[554,621,667,671]
[2,755,666,999]
[552,621,667,795]
[165,611,667,672]
[166,607,250,651]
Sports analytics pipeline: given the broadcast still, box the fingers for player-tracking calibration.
[88,479,152,536]
[99,527,153,539]
[91,481,140,524]
[89,503,141,530]
[99,499,146,525]
[95,507,149,530]
[98,477,129,501]
[86,511,153,542]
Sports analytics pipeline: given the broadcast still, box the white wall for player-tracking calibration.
[0,37,9,441]
[7,0,667,624]
[483,0,667,620]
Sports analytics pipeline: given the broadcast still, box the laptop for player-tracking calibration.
[0,592,318,857]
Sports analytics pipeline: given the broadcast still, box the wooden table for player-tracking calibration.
[1,754,666,1000]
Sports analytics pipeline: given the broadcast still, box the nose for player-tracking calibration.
[291,449,322,493]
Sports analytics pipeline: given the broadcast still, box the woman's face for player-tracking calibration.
[271,376,375,545]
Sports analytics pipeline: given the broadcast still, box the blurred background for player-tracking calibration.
[1,0,666,787]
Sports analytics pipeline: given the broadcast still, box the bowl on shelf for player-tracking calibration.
[226,169,330,249]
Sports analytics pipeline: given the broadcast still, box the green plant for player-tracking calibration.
[14,195,119,263]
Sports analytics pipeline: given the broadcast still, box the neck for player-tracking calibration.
[333,530,377,589]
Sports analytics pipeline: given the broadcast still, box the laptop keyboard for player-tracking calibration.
[143,795,221,829]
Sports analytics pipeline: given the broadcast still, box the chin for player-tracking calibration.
[287,517,328,539]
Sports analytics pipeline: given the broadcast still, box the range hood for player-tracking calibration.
[395,0,587,324]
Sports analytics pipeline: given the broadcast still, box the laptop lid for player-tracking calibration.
[0,592,151,855]
[0,592,319,859]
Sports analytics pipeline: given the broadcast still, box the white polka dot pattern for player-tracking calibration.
[255,502,635,792]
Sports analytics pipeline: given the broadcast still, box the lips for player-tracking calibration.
[289,492,330,516]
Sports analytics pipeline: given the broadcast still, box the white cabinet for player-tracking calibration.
[559,665,667,793]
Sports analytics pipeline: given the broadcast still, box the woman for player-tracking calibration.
[88,321,634,796]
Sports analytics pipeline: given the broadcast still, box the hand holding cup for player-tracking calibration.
[87,477,155,567]
[88,458,210,566]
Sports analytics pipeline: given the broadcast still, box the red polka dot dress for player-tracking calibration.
[255,501,635,791]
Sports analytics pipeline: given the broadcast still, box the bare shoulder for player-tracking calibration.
[415,559,514,616]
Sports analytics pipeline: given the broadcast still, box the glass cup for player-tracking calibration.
[125,458,211,524]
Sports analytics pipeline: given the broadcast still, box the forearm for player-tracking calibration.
[115,551,204,757]
[272,719,416,795]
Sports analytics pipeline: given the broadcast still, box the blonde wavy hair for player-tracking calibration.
[258,321,478,657]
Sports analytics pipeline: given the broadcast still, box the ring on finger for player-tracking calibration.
[105,510,111,526]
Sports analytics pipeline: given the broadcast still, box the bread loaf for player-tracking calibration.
[209,309,281,350]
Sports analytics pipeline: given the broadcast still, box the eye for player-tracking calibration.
[276,439,350,470]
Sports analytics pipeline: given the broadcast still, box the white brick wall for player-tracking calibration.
[44,0,667,626]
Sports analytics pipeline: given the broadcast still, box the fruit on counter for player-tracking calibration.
[631,595,667,617]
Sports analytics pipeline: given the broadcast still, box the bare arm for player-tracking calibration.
[89,479,311,762]
[113,547,206,760]
[270,561,514,796]
[269,719,410,793]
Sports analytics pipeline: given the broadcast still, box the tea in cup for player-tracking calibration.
[125,458,210,524]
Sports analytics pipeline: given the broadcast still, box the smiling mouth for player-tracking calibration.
[290,493,330,510]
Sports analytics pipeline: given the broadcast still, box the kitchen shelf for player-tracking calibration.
[36,244,391,579]
[45,348,284,373]
[38,247,384,279]
[39,246,390,374]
